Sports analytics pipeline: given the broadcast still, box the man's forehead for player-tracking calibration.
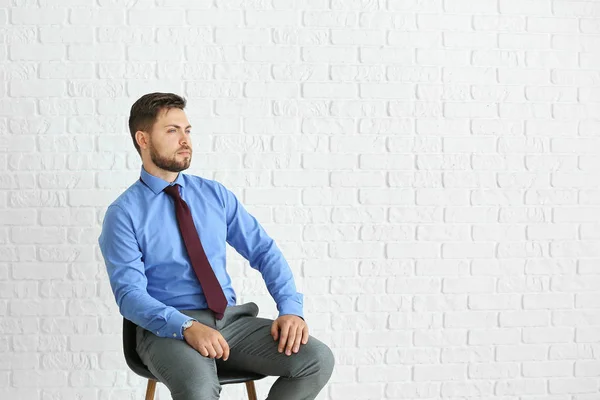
[156,108,190,125]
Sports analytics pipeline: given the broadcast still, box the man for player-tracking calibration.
[98,92,334,400]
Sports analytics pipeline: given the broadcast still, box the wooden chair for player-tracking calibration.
[122,318,265,400]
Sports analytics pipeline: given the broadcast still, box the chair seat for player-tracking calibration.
[217,370,265,385]
[123,318,265,385]
[129,362,264,386]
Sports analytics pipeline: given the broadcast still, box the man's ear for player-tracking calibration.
[136,130,148,151]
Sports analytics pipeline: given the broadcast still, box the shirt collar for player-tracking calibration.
[139,165,186,195]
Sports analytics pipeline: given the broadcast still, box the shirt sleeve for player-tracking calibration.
[219,183,304,319]
[98,204,191,340]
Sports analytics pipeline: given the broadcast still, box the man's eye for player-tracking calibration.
[186,131,191,134]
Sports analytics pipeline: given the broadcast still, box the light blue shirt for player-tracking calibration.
[98,166,303,340]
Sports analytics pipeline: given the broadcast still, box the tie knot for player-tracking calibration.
[164,184,181,199]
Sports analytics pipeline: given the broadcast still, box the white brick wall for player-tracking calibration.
[1,0,599,399]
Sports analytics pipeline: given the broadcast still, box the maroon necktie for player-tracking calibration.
[164,184,227,320]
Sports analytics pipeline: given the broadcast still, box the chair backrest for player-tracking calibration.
[122,318,157,379]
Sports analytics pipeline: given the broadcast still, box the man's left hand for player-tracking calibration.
[271,315,309,356]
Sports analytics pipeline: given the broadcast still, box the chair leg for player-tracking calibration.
[145,379,157,400]
[245,380,257,400]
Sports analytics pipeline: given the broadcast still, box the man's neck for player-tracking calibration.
[143,162,179,184]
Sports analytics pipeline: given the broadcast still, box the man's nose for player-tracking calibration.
[179,131,189,145]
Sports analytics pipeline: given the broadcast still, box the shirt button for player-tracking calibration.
[173,333,177,337]
[156,331,160,335]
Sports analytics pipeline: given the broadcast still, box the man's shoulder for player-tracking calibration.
[182,173,231,209]
[105,179,146,214]
[183,173,226,195]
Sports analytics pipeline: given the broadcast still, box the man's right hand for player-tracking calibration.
[183,321,230,361]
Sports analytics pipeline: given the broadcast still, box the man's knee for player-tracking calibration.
[295,339,335,379]
[321,344,335,376]
[316,342,335,379]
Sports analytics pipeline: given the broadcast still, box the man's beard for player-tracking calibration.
[149,140,191,173]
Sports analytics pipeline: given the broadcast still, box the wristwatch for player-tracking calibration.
[181,319,195,336]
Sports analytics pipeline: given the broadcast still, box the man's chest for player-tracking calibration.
[134,197,228,265]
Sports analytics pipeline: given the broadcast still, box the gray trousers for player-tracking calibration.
[136,302,335,400]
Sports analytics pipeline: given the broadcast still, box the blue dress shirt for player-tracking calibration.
[98,166,303,340]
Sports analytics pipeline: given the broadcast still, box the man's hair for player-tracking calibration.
[128,92,187,155]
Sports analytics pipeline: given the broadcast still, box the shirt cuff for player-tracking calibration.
[277,297,304,320]
[180,318,198,338]
[163,312,193,340]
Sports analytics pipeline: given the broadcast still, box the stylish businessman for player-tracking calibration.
[98,92,334,400]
